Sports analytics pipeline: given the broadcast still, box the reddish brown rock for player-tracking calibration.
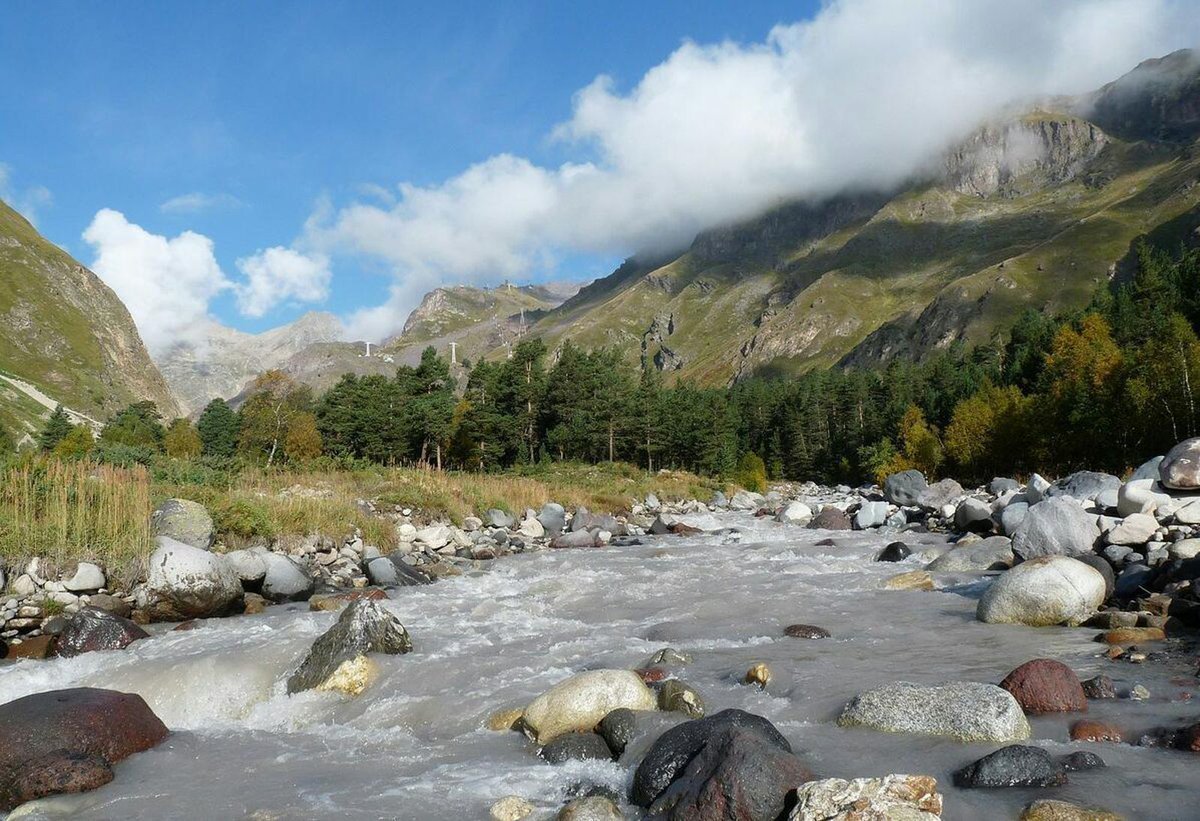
[4,635,56,660]
[999,659,1087,715]
[1096,627,1166,645]
[8,751,114,807]
[1070,719,1123,743]
[668,522,703,536]
[0,688,169,811]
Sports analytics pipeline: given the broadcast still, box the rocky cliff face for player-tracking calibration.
[0,200,179,433]
[519,52,1200,384]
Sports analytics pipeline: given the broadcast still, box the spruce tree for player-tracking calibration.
[39,405,74,451]
[197,398,241,457]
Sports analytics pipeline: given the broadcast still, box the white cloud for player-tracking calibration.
[235,246,331,317]
[0,163,53,225]
[160,191,244,214]
[83,209,231,355]
[308,0,1200,339]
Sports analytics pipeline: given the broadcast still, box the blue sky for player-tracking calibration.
[1,1,1195,353]
[0,1,812,340]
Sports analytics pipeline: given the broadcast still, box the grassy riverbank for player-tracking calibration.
[0,456,725,585]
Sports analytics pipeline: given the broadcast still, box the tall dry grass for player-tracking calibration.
[0,458,153,584]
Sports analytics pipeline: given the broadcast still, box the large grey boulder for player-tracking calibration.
[926,536,1014,572]
[954,497,993,533]
[366,555,432,587]
[1025,473,1052,504]
[522,669,657,744]
[1160,438,1200,490]
[150,499,215,550]
[917,479,964,511]
[485,509,514,529]
[537,503,566,536]
[999,502,1029,536]
[776,501,812,524]
[729,490,764,511]
[260,553,315,602]
[1132,455,1165,482]
[1047,471,1120,503]
[286,599,412,694]
[55,607,148,657]
[1106,512,1157,546]
[224,549,268,585]
[976,556,1106,626]
[62,562,106,593]
[1117,479,1173,517]
[146,536,242,619]
[854,501,889,529]
[837,681,1030,742]
[884,470,927,506]
[1011,497,1099,560]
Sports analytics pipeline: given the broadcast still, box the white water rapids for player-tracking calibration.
[2,513,1199,819]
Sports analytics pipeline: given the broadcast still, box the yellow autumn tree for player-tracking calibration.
[945,382,1031,482]
[283,411,323,462]
[164,418,202,460]
[877,405,943,481]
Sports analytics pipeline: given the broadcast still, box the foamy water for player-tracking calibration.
[3,515,1199,819]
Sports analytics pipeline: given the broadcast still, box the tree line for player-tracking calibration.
[15,241,1200,487]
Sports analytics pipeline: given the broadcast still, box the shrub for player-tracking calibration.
[734,452,768,493]
[212,498,276,541]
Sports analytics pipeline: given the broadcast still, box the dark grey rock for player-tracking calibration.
[597,708,636,758]
[539,732,614,764]
[285,599,412,694]
[1060,751,1105,772]
[875,542,912,562]
[1048,471,1121,503]
[55,607,148,658]
[952,745,1066,788]
[884,470,927,506]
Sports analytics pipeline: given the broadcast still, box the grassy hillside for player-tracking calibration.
[0,201,179,436]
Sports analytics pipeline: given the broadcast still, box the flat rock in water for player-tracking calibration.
[791,774,943,820]
[286,599,412,694]
[953,745,1066,788]
[55,606,149,658]
[0,688,169,811]
[837,681,1031,742]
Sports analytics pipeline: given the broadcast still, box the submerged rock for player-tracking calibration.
[1020,799,1123,821]
[538,732,614,764]
[596,708,635,758]
[977,556,1106,626]
[876,541,912,562]
[0,688,169,811]
[490,795,536,821]
[952,745,1066,788]
[54,606,148,658]
[837,681,1031,742]
[521,669,657,745]
[632,709,809,820]
[286,599,412,695]
[784,624,831,639]
[999,659,1087,714]
[791,774,943,820]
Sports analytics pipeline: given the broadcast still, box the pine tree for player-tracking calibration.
[101,401,166,450]
[197,398,241,457]
[39,405,74,452]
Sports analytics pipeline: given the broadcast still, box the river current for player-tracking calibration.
[2,513,1198,819]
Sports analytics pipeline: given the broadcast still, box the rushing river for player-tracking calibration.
[2,514,1199,820]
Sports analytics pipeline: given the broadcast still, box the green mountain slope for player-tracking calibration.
[0,200,179,438]
[522,51,1200,385]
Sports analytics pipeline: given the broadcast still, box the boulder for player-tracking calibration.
[955,497,994,533]
[1026,473,1052,504]
[632,709,809,820]
[522,669,657,744]
[1174,499,1200,524]
[854,501,889,529]
[55,607,149,658]
[367,555,433,587]
[1106,513,1157,546]
[415,524,452,550]
[790,775,943,820]
[62,562,105,593]
[537,503,567,536]
[990,477,1021,496]
[1074,554,1115,599]
[146,536,242,620]
[875,541,911,562]
[539,732,614,764]
[1113,563,1153,598]
[1169,537,1200,559]
[486,509,515,529]
[837,681,1030,742]
[926,536,1014,572]
[884,470,927,506]
[260,553,315,602]
[557,796,624,821]
[150,498,215,549]
[729,490,764,511]
[223,549,267,584]
[999,502,1030,536]
[1117,479,1173,517]
[597,708,636,758]
[285,599,412,694]
[1160,437,1200,490]
[1020,799,1122,821]
[1012,498,1100,560]
[999,659,1086,714]
[807,507,851,530]
[917,479,964,511]
[0,688,169,811]
[776,501,813,524]
[550,530,600,549]
[86,593,131,619]
[1047,471,1121,503]
[977,556,1106,626]
[952,745,1066,788]
[518,515,545,539]
[658,680,706,719]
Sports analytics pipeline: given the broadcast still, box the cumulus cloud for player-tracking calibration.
[160,191,244,214]
[0,163,53,225]
[235,246,331,317]
[309,0,1200,339]
[83,209,231,355]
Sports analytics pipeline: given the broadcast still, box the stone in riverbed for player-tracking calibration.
[776,501,813,524]
[1011,497,1100,560]
[0,688,169,812]
[918,478,965,511]
[790,774,943,820]
[538,732,614,764]
[260,552,315,602]
[1095,626,1165,644]
[1106,513,1157,546]
[658,680,706,719]
[955,497,994,533]
[309,588,389,612]
[223,549,267,584]
[1020,799,1123,821]
[596,708,635,758]
[1160,437,1200,490]
[521,669,657,745]
[632,709,810,820]
[882,570,935,591]
[490,796,536,821]
[976,556,1106,627]
[953,745,1066,788]
[884,469,927,506]
[1082,675,1116,700]
[1117,479,1172,517]
[146,536,242,620]
[807,507,852,530]
[999,659,1087,714]
[537,503,567,536]
[875,541,911,562]
[1070,719,1123,743]
[1048,471,1121,503]
[854,501,889,529]
[486,708,524,732]
[551,530,600,549]
[926,536,1014,572]
[151,498,215,549]
[837,681,1030,742]
[285,599,412,695]
[55,606,149,658]
[784,623,831,639]
[558,796,623,821]
[62,562,105,592]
